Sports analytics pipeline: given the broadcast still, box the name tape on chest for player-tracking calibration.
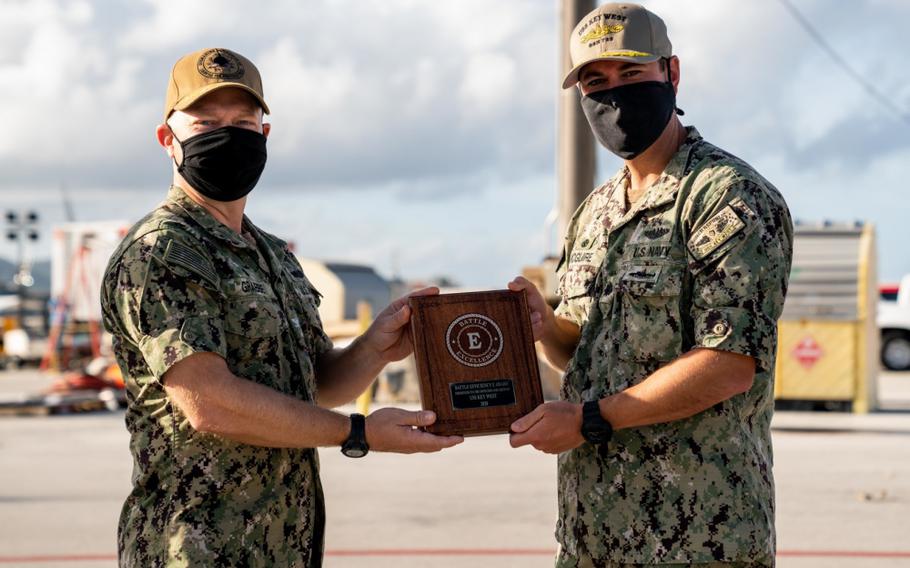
[687,205,747,260]
[223,278,270,296]
[570,250,597,264]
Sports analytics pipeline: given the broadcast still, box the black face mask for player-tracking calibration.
[580,80,678,160]
[171,126,268,202]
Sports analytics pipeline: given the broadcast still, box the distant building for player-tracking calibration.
[296,259,391,338]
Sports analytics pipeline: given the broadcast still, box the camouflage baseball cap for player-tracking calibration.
[164,47,270,120]
[562,3,672,89]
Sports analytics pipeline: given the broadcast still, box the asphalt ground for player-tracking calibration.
[0,370,908,568]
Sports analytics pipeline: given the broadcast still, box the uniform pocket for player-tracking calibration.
[223,297,282,338]
[618,264,684,362]
[221,296,285,390]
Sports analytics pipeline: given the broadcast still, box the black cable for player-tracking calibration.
[777,0,910,124]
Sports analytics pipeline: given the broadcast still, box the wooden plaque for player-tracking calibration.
[409,290,543,436]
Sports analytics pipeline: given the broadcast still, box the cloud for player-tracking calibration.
[459,52,518,116]
[0,0,556,194]
[5,0,907,189]
[0,0,160,187]
[249,0,556,189]
[787,111,910,170]
[648,0,910,165]
[1,0,909,283]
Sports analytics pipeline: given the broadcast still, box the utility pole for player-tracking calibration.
[557,0,596,243]
[5,210,40,329]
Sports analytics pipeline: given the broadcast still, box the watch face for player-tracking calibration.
[343,446,367,458]
[343,413,369,458]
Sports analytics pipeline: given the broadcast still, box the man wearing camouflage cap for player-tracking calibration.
[101,47,462,567]
[509,4,792,567]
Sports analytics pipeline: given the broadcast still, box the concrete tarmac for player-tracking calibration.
[0,370,908,567]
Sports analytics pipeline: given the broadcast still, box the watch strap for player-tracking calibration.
[341,413,369,458]
[583,400,601,423]
[581,400,613,445]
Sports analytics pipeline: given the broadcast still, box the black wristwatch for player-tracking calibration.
[580,400,613,445]
[341,413,369,458]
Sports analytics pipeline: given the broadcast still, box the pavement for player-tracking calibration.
[0,369,908,567]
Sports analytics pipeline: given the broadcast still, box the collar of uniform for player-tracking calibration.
[165,185,252,249]
[241,215,291,254]
[637,125,703,211]
[241,216,296,282]
[604,126,702,233]
[598,169,633,231]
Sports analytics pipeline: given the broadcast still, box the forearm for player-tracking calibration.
[540,315,581,371]
[164,354,350,448]
[599,348,755,430]
[314,336,386,408]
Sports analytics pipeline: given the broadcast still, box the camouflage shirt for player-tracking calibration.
[554,127,793,566]
[101,186,334,567]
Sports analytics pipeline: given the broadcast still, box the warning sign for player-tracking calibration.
[793,336,824,369]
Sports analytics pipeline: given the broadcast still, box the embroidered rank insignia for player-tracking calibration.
[687,205,747,260]
[164,240,219,286]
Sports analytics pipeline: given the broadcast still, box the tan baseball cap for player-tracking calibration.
[164,47,270,121]
[563,3,672,89]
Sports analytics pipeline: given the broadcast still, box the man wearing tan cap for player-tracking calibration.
[101,47,462,567]
[509,4,792,567]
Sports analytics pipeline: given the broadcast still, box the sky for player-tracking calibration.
[1,0,908,288]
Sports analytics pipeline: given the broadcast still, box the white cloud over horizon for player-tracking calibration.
[1,0,909,286]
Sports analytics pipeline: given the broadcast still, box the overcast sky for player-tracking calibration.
[1,0,908,287]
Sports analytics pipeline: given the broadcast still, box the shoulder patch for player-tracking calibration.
[164,240,219,286]
[687,203,749,260]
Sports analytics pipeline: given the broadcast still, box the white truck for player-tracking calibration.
[879,275,910,370]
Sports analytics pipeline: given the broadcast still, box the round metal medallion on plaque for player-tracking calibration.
[445,313,504,367]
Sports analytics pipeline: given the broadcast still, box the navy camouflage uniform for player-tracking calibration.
[554,127,793,567]
[101,185,333,567]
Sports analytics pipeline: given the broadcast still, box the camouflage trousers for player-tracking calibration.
[556,548,771,568]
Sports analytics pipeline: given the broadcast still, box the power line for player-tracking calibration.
[776,0,910,125]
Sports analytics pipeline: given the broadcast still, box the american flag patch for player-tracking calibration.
[164,240,218,286]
